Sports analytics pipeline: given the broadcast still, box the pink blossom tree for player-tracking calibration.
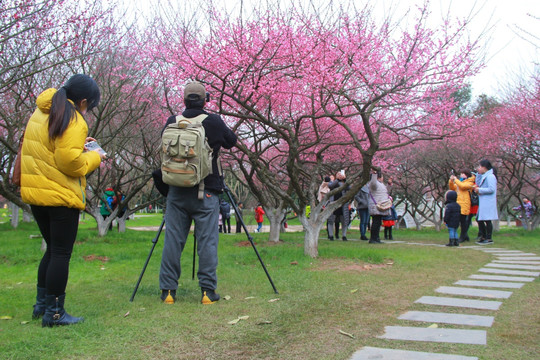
[145,2,482,256]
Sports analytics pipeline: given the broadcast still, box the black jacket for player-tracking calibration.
[162,108,237,193]
[444,191,461,228]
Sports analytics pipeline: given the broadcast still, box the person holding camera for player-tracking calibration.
[159,82,237,305]
[368,169,391,244]
[449,169,476,243]
[329,171,351,241]
[21,74,105,327]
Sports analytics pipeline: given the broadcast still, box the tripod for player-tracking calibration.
[130,184,278,301]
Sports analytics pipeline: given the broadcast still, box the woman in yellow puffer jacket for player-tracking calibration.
[449,170,476,244]
[21,74,105,327]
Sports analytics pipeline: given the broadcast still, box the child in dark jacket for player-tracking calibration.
[382,201,398,240]
[444,190,461,247]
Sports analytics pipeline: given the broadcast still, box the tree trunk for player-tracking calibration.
[9,202,19,228]
[117,212,130,233]
[302,221,323,258]
[265,207,287,242]
[91,208,114,237]
[298,213,325,258]
[22,209,33,222]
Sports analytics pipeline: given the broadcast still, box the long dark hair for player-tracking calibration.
[479,159,492,170]
[48,74,100,139]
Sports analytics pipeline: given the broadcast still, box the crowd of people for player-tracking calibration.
[318,169,397,244]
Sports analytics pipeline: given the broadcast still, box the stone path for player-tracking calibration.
[350,245,539,359]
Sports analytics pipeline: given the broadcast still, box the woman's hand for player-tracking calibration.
[96,151,107,160]
[450,175,456,181]
[85,137,96,143]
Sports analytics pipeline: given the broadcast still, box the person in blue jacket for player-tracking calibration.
[473,159,498,245]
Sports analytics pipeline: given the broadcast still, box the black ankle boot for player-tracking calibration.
[453,238,459,247]
[42,294,84,327]
[445,238,453,247]
[32,286,47,319]
[201,289,220,304]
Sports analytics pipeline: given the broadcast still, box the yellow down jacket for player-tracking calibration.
[21,88,102,210]
[448,176,476,215]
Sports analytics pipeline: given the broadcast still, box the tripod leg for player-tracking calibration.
[224,185,279,294]
[192,232,197,280]
[130,218,165,302]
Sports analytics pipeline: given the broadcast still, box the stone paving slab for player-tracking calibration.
[485,263,540,270]
[415,296,502,310]
[496,257,540,261]
[379,326,487,345]
[455,279,524,289]
[478,268,540,277]
[495,253,537,257]
[398,310,494,327]
[473,247,506,250]
[493,260,540,265]
[350,347,478,360]
[435,286,513,299]
[469,274,536,282]
[482,249,524,252]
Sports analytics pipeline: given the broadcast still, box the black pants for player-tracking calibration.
[478,220,493,240]
[370,215,383,241]
[222,217,231,233]
[384,226,393,239]
[459,214,470,241]
[31,205,79,296]
[236,220,242,233]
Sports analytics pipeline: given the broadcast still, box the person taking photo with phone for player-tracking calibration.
[20,74,105,327]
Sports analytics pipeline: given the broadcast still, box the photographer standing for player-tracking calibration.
[159,82,237,304]
[368,170,391,244]
[329,171,350,241]
[449,170,476,243]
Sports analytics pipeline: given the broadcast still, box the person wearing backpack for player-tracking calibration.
[449,170,476,243]
[159,81,237,305]
[220,199,231,233]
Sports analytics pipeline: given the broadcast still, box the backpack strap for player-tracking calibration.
[175,114,208,128]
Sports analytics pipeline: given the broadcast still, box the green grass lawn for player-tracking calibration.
[1,219,538,360]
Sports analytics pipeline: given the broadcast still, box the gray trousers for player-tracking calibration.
[159,186,219,291]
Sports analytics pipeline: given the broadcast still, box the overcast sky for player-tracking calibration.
[127,0,539,98]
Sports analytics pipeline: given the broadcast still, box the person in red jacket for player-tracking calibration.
[255,204,265,232]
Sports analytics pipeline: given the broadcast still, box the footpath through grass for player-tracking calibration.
[0,220,538,359]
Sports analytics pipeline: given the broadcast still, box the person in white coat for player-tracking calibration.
[368,170,391,244]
